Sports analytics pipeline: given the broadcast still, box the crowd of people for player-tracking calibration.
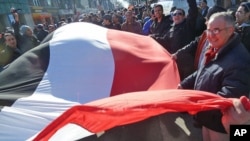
[0,0,250,140]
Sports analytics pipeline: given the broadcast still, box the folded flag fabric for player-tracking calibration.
[34,89,238,141]
[0,22,179,141]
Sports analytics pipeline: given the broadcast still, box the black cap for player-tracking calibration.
[103,14,112,22]
[206,5,226,20]
[240,2,250,12]
[151,9,154,15]
[200,0,207,4]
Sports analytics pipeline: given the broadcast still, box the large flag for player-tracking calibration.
[0,22,180,141]
[34,89,238,141]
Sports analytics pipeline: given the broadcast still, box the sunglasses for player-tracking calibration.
[172,12,183,16]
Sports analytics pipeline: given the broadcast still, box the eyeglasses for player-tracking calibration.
[172,12,183,16]
[206,27,232,35]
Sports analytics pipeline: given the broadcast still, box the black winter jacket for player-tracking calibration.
[153,0,198,80]
[180,33,250,133]
[235,21,250,52]
[181,33,250,98]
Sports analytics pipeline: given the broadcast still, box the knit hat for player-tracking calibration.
[20,25,30,35]
[37,24,44,29]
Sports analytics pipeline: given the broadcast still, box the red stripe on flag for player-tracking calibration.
[107,30,180,96]
[34,89,235,140]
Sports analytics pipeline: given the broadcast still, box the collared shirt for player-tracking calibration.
[198,40,209,68]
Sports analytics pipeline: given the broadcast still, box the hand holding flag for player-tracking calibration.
[222,96,250,133]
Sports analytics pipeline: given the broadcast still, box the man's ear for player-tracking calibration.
[229,26,235,34]
[246,12,250,20]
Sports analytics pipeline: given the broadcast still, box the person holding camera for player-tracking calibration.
[11,8,40,54]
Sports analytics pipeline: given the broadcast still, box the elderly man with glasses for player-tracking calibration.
[178,11,250,141]
[171,5,227,70]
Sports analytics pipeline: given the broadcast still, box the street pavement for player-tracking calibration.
[81,112,203,141]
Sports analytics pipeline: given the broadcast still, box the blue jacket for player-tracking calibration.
[142,19,153,35]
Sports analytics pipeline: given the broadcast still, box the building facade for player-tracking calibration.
[0,0,90,31]
[0,0,32,31]
[0,0,249,32]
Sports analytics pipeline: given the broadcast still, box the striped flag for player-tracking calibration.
[34,89,236,141]
[0,22,180,140]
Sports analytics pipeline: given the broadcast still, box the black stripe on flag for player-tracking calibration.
[0,40,50,109]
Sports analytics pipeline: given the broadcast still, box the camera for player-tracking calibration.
[10,8,21,13]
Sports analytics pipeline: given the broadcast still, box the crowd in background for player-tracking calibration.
[1,1,249,70]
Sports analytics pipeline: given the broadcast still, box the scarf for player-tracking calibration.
[204,46,218,65]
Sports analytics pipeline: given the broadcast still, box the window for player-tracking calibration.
[33,0,40,6]
[28,0,34,5]
[47,0,52,6]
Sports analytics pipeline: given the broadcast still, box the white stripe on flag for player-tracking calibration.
[0,93,78,141]
[0,23,115,141]
[44,123,94,141]
[42,22,115,103]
